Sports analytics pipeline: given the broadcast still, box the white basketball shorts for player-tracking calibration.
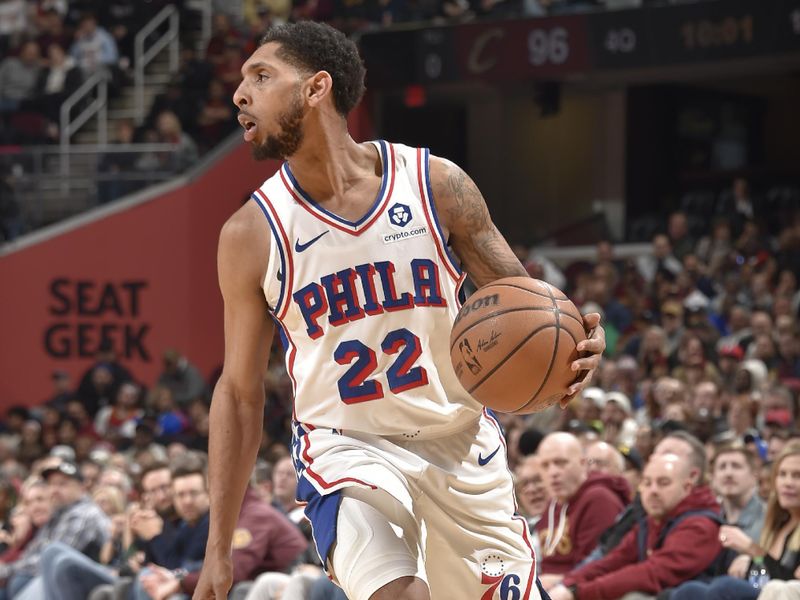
[291,409,546,600]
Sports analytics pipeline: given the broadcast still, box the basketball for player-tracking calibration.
[449,277,587,414]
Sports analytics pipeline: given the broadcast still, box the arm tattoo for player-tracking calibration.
[433,159,527,287]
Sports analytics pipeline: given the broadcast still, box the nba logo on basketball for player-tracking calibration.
[388,203,412,227]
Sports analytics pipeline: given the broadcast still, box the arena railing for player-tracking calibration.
[133,5,180,125]
[2,144,183,230]
[186,0,213,56]
[59,70,109,191]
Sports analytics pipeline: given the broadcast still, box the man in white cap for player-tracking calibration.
[601,391,637,448]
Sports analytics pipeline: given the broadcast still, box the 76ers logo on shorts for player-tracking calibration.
[388,203,412,227]
[480,553,523,600]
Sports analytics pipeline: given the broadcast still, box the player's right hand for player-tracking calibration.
[192,554,233,599]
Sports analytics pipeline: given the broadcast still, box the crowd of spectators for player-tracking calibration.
[507,180,800,599]
[3,1,800,598]
[0,0,719,241]
[0,175,798,598]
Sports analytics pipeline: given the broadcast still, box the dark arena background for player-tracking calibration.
[0,0,799,598]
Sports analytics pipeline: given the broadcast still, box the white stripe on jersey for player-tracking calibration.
[252,141,481,438]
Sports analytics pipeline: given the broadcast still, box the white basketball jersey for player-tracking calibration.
[252,141,483,438]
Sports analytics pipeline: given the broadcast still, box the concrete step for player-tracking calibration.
[18,186,96,226]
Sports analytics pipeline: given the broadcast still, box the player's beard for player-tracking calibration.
[252,87,306,161]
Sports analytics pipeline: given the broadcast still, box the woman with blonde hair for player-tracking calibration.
[672,442,800,599]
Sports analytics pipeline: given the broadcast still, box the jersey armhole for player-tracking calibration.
[416,147,464,285]
[251,191,289,317]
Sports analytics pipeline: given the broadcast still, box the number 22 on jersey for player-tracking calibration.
[334,327,428,403]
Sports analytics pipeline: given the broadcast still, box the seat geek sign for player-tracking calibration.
[44,278,151,360]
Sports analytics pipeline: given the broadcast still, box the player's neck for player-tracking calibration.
[286,118,375,202]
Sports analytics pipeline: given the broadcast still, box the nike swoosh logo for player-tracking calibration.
[478,445,501,466]
[295,230,329,253]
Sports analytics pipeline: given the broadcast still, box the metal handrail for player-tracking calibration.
[134,5,180,124]
[4,141,190,230]
[59,70,109,186]
[187,0,213,57]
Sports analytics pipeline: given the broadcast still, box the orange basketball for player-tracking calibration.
[449,277,587,414]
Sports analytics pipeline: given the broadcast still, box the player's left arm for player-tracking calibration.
[429,155,605,399]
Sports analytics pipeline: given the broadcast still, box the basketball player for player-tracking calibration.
[194,22,606,600]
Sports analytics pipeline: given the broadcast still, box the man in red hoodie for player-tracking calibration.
[548,453,723,600]
[535,432,630,584]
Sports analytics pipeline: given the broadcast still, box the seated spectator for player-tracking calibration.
[572,387,604,427]
[146,387,188,441]
[94,383,143,447]
[63,399,99,441]
[31,42,82,126]
[579,430,711,571]
[69,13,118,76]
[619,445,644,494]
[600,392,637,448]
[44,370,75,412]
[0,0,30,48]
[155,111,199,174]
[636,233,683,285]
[206,13,242,67]
[196,79,237,149]
[175,47,213,97]
[515,454,549,531]
[215,41,246,96]
[271,456,304,522]
[0,461,109,598]
[124,422,168,465]
[671,442,800,599]
[183,399,211,452]
[0,41,41,113]
[77,343,133,417]
[143,82,199,137]
[535,432,629,582]
[157,349,207,409]
[96,467,133,500]
[34,9,71,57]
[100,0,136,70]
[667,211,695,261]
[671,333,721,389]
[0,480,51,568]
[585,441,626,479]
[688,379,726,434]
[97,119,143,204]
[548,452,723,600]
[514,454,550,570]
[143,472,308,599]
[16,421,44,469]
[711,444,765,544]
[131,464,209,598]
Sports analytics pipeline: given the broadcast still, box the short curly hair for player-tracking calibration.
[260,22,366,116]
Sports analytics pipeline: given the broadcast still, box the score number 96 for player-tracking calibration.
[527,27,570,66]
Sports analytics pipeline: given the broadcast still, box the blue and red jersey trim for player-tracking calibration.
[253,189,294,320]
[280,140,397,236]
[416,147,462,284]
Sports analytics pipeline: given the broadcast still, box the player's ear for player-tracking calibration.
[306,71,333,108]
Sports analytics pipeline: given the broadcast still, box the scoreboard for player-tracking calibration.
[359,0,800,86]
